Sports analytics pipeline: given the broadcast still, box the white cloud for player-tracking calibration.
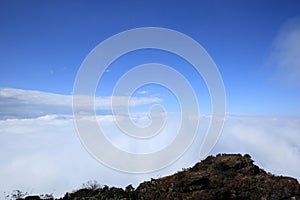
[137,90,148,95]
[270,17,300,85]
[0,89,299,197]
[0,113,300,198]
[210,116,300,179]
[0,113,184,197]
[0,88,163,119]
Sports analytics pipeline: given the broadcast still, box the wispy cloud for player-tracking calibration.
[0,88,163,119]
[137,90,148,95]
[270,17,300,85]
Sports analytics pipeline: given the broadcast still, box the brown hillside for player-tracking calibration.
[135,154,300,199]
[21,154,300,200]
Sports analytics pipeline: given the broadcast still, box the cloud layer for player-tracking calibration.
[0,88,299,198]
[0,88,162,120]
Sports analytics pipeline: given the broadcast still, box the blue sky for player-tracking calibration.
[0,0,300,115]
[1,0,300,197]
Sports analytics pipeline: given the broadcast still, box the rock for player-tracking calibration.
[21,154,300,200]
[134,154,300,200]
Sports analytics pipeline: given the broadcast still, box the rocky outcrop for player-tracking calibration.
[135,154,300,199]
[20,154,300,200]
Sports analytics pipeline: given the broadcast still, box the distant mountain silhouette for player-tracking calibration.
[18,154,300,200]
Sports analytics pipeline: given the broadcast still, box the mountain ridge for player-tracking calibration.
[16,154,300,200]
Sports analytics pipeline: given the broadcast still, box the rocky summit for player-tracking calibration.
[135,154,300,200]
[20,154,300,200]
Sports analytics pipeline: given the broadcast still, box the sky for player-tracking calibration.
[0,0,300,198]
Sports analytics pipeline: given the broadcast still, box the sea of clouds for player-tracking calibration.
[0,88,299,198]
